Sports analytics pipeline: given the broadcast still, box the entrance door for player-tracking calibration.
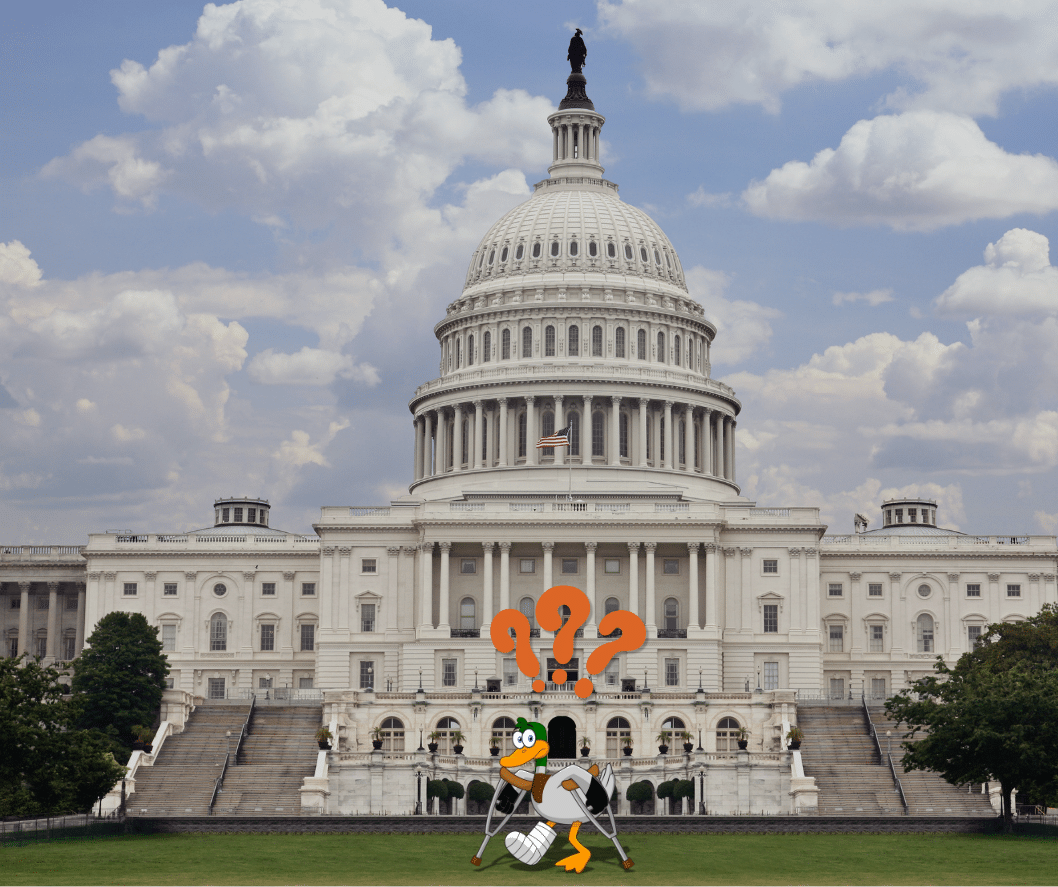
[547,715,577,759]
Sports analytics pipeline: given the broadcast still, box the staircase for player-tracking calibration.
[129,705,249,815]
[796,706,905,815]
[213,707,322,815]
[868,707,995,816]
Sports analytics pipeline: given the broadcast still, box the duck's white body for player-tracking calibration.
[511,763,615,825]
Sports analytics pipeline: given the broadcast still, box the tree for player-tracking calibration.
[72,612,169,758]
[0,656,125,817]
[886,605,1058,831]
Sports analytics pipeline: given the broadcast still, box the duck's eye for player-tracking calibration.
[522,728,536,747]
[512,731,524,749]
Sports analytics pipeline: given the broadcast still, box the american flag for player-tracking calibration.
[536,424,571,448]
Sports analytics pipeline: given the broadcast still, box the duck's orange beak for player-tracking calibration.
[500,740,550,769]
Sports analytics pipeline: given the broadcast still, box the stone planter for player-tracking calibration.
[580,747,590,757]
[428,742,438,753]
[372,739,383,750]
[318,741,331,750]
[788,740,801,750]
[657,744,668,755]
[683,743,694,753]
[737,740,749,750]
[453,744,464,755]
[490,747,500,756]
[622,747,633,756]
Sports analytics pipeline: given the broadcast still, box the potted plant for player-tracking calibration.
[131,725,151,752]
[370,726,385,750]
[427,730,441,753]
[679,730,694,753]
[622,735,634,756]
[316,726,333,750]
[579,737,591,758]
[489,736,502,756]
[736,727,749,751]
[786,725,803,751]
[656,730,671,755]
[451,730,466,755]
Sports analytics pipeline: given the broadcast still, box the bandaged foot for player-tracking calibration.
[505,821,556,865]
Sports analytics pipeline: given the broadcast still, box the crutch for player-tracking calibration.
[471,778,527,866]
[570,786,635,870]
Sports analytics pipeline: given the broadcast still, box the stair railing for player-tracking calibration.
[864,690,909,814]
[233,694,256,764]
[862,692,884,762]
[887,752,910,815]
[208,751,230,815]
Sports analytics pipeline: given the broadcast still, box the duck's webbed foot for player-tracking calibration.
[555,821,591,873]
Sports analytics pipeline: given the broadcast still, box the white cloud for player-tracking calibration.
[598,1,1058,116]
[0,241,42,288]
[833,289,893,307]
[935,228,1058,316]
[275,420,350,471]
[248,347,379,386]
[742,112,1058,231]
[685,266,781,365]
[111,424,147,442]
[1036,510,1058,535]
[687,187,732,208]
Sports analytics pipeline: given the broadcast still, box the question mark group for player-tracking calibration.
[490,585,646,698]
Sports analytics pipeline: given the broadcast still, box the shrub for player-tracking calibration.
[656,780,676,799]
[625,781,653,803]
[468,780,494,803]
[426,779,448,800]
[674,779,695,800]
[443,779,464,800]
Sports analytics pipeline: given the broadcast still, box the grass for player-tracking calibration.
[2,831,1057,885]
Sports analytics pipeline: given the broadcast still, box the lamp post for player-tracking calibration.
[264,672,271,700]
[698,770,705,815]
[366,664,374,692]
[415,769,423,815]
[886,730,892,759]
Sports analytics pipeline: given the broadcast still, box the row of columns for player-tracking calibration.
[6,581,86,659]
[553,119,600,163]
[413,396,736,482]
[417,540,721,638]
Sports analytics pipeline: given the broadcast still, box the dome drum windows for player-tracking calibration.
[640,246,649,263]
[588,240,598,258]
[550,240,560,258]
[569,239,578,257]
[544,325,556,357]
[568,325,579,357]
[488,249,495,265]
[591,325,603,357]
[500,246,508,263]
[532,241,542,259]
[607,241,616,258]
[624,243,634,260]
[515,243,524,260]
[615,327,626,358]
[521,327,533,358]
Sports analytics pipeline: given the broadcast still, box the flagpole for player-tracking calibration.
[568,446,573,500]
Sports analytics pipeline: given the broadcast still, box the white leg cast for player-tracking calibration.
[505,821,556,865]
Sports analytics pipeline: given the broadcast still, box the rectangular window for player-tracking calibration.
[968,625,984,648]
[37,637,47,658]
[829,677,845,698]
[163,583,178,596]
[300,624,315,652]
[221,508,229,522]
[663,558,680,575]
[66,595,78,610]
[8,638,18,658]
[604,660,619,686]
[233,508,243,522]
[665,658,680,687]
[909,508,917,523]
[258,676,273,689]
[763,604,778,633]
[299,677,314,689]
[1007,584,1021,597]
[763,661,778,691]
[248,508,256,523]
[869,625,884,652]
[829,625,844,652]
[519,558,535,573]
[164,677,175,690]
[62,636,75,660]
[442,658,457,687]
[161,624,176,652]
[302,582,316,596]
[503,658,518,686]
[361,603,375,632]
[262,582,276,596]
[966,583,981,597]
[604,558,621,574]
[868,583,883,597]
[208,677,226,699]
[828,583,843,597]
[762,559,778,574]
[895,508,903,523]
[260,624,275,651]
[460,558,476,574]
[36,596,49,610]
[871,677,887,698]
[359,660,375,690]
[362,558,377,574]
[10,598,19,609]
[561,558,578,574]
[123,582,138,597]
[546,657,580,683]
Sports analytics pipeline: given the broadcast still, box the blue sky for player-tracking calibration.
[2,0,1057,540]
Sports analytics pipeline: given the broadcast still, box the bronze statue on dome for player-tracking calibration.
[568,29,587,73]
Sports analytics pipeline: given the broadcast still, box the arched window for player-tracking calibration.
[591,325,603,357]
[569,240,578,257]
[588,240,597,257]
[435,716,460,754]
[381,716,404,752]
[615,327,626,358]
[619,413,629,458]
[917,613,935,653]
[606,716,631,757]
[637,329,647,360]
[679,419,686,466]
[541,411,555,457]
[467,334,474,366]
[662,716,686,731]
[461,419,469,466]
[492,716,517,755]
[483,331,491,363]
[605,597,619,616]
[568,325,579,356]
[455,338,461,368]
[488,249,495,265]
[657,331,665,363]
[568,411,580,457]
[501,328,511,360]
[624,243,633,260]
[522,327,532,358]
[210,613,227,651]
[654,248,661,265]
[550,240,560,257]
[516,243,524,260]
[592,411,605,458]
[460,597,475,630]
[518,412,527,458]
[545,325,556,357]
[500,246,508,263]
[640,246,649,262]
[607,242,616,258]
[673,335,680,366]
[716,717,741,752]
[519,596,534,626]
[664,598,679,630]
[532,242,541,259]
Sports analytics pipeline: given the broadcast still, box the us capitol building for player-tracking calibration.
[2,59,1055,816]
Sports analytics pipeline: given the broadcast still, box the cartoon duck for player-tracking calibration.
[498,717,615,873]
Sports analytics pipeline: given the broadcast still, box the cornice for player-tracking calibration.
[83,550,321,560]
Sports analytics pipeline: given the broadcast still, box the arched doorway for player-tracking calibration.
[547,715,577,759]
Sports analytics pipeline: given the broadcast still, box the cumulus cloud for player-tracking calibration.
[598,1,1058,116]
[833,289,893,307]
[247,347,379,387]
[742,112,1058,231]
[0,241,42,288]
[685,266,781,365]
[275,420,350,471]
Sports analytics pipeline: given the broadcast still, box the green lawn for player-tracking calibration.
[2,831,1056,885]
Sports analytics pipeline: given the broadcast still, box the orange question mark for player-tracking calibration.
[490,608,543,691]
[585,609,647,697]
[536,585,592,694]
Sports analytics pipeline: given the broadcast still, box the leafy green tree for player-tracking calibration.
[72,612,169,757]
[886,605,1058,831]
[0,656,125,817]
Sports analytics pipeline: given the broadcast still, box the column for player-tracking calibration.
[74,582,86,655]
[438,542,452,633]
[418,543,433,631]
[702,409,713,475]
[431,411,440,476]
[46,581,59,659]
[499,542,512,612]
[724,418,734,480]
[687,543,700,630]
[609,396,621,466]
[438,410,448,472]
[730,419,737,483]
[542,542,554,595]
[553,395,564,466]
[526,396,538,466]
[704,544,718,629]
[473,400,484,469]
[684,405,694,472]
[664,401,674,470]
[627,543,640,621]
[481,542,495,632]
[17,581,30,656]
[413,415,424,481]
[644,543,657,636]
[582,394,593,463]
[498,398,509,468]
[714,412,723,476]
[585,542,598,637]
[453,405,465,471]
[422,413,434,479]
[637,399,649,467]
